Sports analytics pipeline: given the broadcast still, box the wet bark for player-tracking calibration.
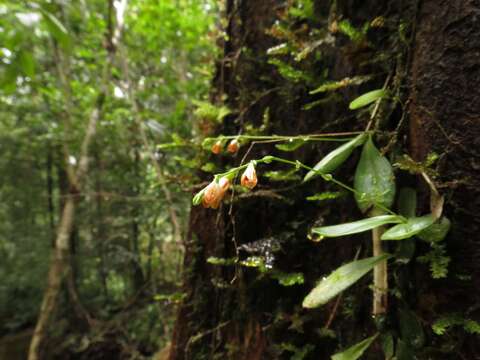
[409,0,480,356]
[170,0,480,359]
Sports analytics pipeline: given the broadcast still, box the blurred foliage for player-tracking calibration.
[0,0,217,357]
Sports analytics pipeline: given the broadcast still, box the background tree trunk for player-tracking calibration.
[170,1,480,359]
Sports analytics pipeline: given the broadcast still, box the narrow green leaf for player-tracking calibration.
[304,133,366,181]
[349,89,385,110]
[312,215,402,238]
[354,137,396,213]
[417,217,451,243]
[381,214,435,240]
[41,9,71,50]
[303,255,391,308]
[275,138,306,151]
[331,334,378,360]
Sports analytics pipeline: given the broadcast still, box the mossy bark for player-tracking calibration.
[170,1,480,359]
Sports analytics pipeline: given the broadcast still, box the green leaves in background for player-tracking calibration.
[40,9,71,50]
[309,75,373,94]
[381,214,436,240]
[303,254,390,308]
[19,50,35,78]
[354,137,396,213]
[306,191,342,201]
[331,334,378,360]
[304,133,366,181]
[349,89,386,110]
[312,215,402,238]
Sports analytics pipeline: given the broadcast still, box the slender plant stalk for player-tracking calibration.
[372,225,388,316]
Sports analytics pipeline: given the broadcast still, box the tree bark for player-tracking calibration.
[409,0,480,355]
[170,0,480,359]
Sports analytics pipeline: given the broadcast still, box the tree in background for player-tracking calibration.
[0,0,217,358]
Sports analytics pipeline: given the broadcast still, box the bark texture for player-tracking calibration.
[409,0,480,356]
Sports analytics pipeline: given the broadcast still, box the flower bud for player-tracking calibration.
[211,141,222,154]
[227,139,240,153]
[241,163,258,189]
[201,177,231,209]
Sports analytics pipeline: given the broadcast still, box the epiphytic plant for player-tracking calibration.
[192,88,450,359]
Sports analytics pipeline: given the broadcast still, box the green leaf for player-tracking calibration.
[381,214,435,240]
[331,334,378,360]
[349,89,386,110]
[417,217,451,243]
[312,215,402,238]
[276,138,307,152]
[304,133,366,181]
[303,255,390,308]
[354,137,396,213]
[41,9,71,50]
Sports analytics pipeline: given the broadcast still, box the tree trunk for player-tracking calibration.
[28,198,75,360]
[28,2,128,357]
[170,1,480,359]
[409,0,480,355]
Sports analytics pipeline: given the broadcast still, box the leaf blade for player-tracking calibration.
[417,217,451,243]
[354,137,396,213]
[303,255,391,308]
[331,334,378,360]
[381,214,436,240]
[312,215,403,238]
[304,133,366,181]
[349,89,385,110]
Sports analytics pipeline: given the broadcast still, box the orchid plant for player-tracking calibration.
[192,89,450,359]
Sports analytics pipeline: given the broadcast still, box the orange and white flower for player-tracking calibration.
[227,139,240,153]
[240,162,257,189]
[202,177,231,209]
[211,141,222,154]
